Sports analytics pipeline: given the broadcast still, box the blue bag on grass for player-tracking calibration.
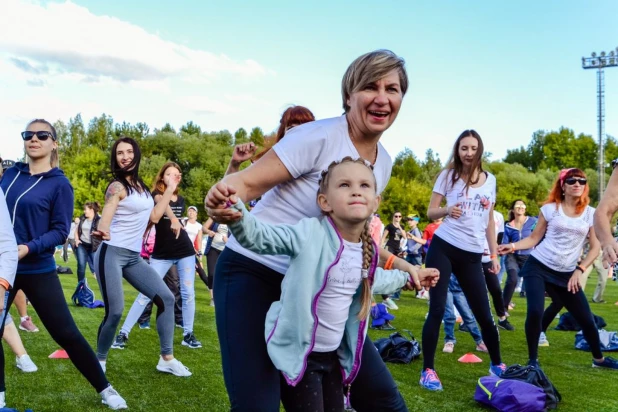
[475,376,546,412]
[71,279,95,307]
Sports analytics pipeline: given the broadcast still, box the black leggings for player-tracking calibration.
[0,271,109,392]
[483,261,506,318]
[281,351,343,412]
[195,255,208,288]
[423,236,502,369]
[521,257,603,361]
[503,254,529,309]
[206,248,222,289]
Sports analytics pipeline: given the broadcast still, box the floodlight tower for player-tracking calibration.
[582,47,618,197]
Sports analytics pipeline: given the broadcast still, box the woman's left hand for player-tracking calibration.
[489,257,501,274]
[170,219,183,239]
[567,271,582,294]
[17,245,28,260]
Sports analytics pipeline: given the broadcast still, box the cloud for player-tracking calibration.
[0,0,268,84]
[26,78,46,87]
[174,96,236,116]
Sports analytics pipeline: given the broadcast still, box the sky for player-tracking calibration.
[1,0,617,165]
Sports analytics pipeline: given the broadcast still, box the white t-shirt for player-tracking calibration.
[211,224,228,251]
[184,221,202,245]
[531,203,595,272]
[313,240,363,352]
[433,170,496,253]
[225,115,393,274]
[482,210,505,263]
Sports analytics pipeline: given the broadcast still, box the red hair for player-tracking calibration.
[544,168,589,214]
[253,106,315,161]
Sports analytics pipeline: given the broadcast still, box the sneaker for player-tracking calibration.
[592,356,618,370]
[519,291,526,298]
[175,323,184,329]
[498,319,515,331]
[382,298,398,310]
[209,300,215,307]
[156,357,192,377]
[508,302,515,310]
[100,385,128,410]
[0,391,4,408]
[539,332,550,347]
[15,354,37,373]
[111,333,128,349]
[442,342,455,353]
[476,342,488,353]
[419,368,443,391]
[459,324,471,333]
[592,299,606,304]
[514,286,521,293]
[19,317,39,333]
[139,321,150,329]
[489,363,507,377]
[99,360,106,374]
[182,333,202,349]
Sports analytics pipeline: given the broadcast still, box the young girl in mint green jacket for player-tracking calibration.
[227,157,436,411]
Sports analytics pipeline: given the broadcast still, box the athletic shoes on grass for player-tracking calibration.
[16,354,37,373]
[182,333,202,349]
[19,317,39,333]
[489,363,507,377]
[539,332,550,347]
[156,357,192,377]
[139,321,150,329]
[382,298,399,310]
[100,385,127,410]
[498,319,515,331]
[476,342,488,353]
[420,368,443,391]
[111,333,128,349]
[442,342,454,353]
[592,356,618,370]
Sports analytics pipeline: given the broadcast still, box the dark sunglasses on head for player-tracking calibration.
[565,177,587,186]
[21,131,55,141]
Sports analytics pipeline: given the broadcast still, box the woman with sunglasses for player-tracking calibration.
[501,200,537,312]
[499,168,618,371]
[0,120,127,409]
[380,211,405,309]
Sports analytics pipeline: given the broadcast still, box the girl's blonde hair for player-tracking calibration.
[318,156,376,320]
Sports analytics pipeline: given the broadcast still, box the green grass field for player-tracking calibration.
[3,255,618,411]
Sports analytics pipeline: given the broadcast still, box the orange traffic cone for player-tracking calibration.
[458,353,483,363]
[48,349,69,359]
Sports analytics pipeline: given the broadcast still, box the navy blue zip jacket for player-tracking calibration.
[0,162,74,274]
[502,216,537,255]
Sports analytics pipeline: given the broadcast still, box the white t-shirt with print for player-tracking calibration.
[531,203,594,272]
[313,239,363,352]
[225,115,393,274]
[184,221,202,245]
[432,170,496,253]
[482,210,505,263]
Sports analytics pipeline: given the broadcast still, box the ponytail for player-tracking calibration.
[358,219,375,320]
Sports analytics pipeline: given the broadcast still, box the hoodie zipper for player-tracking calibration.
[4,171,44,227]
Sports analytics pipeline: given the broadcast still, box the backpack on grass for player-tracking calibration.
[72,279,95,307]
[373,330,421,364]
[500,364,561,410]
[474,376,546,412]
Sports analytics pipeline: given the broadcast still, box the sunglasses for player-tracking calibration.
[514,205,527,209]
[564,178,587,186]
[21,131,55,141]
[394,215,402,218]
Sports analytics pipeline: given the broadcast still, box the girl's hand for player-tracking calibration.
[447,203,463,219]
[231,143,257,165]
[497,244,513,255]
[601,240,618,269]
[17,245,29,260]
[568,271,582,293]
[205,182,242,224]
[92,230,111,241]
[489,257,501,274]
[164,173,181,193]
[170,218,182,239]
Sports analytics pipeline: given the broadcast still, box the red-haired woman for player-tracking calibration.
[499,168,618,370]
[225,106,315,175]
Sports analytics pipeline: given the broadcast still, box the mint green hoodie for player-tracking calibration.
[229,200,410,386]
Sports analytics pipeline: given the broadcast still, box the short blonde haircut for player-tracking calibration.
[341,50,408,113]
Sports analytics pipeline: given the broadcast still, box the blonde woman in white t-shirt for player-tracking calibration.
[420,130,505,391]
[499,168,618,371]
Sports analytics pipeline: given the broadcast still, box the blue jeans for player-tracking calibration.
[121,255,196,336]
[76,243,95,282]
[214,248,407,412]
[443,275,483,344]
[405,254,422,266]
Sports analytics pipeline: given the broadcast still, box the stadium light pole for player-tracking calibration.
[582,47,618,198]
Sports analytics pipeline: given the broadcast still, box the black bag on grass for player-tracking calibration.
[373,330,421,364]
[500,364,561,410]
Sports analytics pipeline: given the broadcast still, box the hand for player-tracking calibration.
[164,172,182,193]
[497,244,513,255]
[0,286,5,311]
[567,271,582,293]
[205,182,242,224]
[207,230,216,237]
[489,257,501,274]
[601,240,618,269]
[417,267,440,289]
[231,143,257,165]
[17,245,29,260]
[75,239,81,248]
[447,203,463,219]
[92,230,111,241]
[170,218,182,240]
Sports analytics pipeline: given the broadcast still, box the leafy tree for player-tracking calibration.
[234,128,248,144]
[249,127,265,146]
[180,121,201,136]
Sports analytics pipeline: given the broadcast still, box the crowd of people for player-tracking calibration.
[0,49,617,411]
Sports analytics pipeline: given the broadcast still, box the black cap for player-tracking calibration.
[2,160,15,170]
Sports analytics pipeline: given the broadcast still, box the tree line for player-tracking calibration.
[40,113,614,227]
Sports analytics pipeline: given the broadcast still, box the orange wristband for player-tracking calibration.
[0,279,10,290]
[490,254,497,259]
[385,254,396,270]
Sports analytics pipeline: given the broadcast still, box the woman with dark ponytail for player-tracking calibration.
[222,157,437,411]
[75,201,102,282]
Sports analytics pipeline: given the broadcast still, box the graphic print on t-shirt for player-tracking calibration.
[456,191,491,218]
